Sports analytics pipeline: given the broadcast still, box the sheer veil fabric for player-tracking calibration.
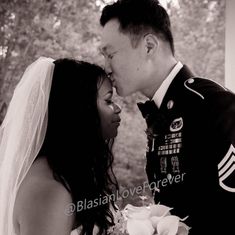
[0,57,55,235]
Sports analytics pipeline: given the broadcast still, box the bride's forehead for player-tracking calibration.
[98,79,112,95]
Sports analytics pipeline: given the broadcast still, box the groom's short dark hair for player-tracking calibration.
[100,0,174,54]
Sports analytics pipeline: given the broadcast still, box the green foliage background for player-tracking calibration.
[0,0,225,208]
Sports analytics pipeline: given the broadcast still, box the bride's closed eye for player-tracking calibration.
[106,99,113,105]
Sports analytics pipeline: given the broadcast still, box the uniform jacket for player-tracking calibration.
[138,65,235,234]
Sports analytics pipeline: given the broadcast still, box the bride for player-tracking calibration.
[0,57,121,235]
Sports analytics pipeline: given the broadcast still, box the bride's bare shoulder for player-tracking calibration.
[16,156,72,205]
[14,157,74,235]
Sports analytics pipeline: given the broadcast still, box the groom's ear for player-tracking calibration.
[143,34,159,56]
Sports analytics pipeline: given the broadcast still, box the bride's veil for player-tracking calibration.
[0,57,54,234]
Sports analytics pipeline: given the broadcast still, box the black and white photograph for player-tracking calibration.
[0,0,234,234]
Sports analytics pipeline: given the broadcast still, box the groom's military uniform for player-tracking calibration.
[138,65,235,235]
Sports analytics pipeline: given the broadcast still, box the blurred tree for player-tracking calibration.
[170,0,225,84]
[0,0,102,120]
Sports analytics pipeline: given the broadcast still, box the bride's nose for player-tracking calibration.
[114,103,121,114]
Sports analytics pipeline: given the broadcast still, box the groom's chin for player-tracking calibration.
[116,87,131,98]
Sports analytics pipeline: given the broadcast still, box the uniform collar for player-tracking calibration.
[152,61,183,108]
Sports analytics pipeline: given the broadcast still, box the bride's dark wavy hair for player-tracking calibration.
[38,58,118,235]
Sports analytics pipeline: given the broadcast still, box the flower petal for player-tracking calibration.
[157,215,180,235]
[150,216,162,229]
[127,219,155,235]
[123,204,151,220]
[150,204,172,217]
[176,222,191,235]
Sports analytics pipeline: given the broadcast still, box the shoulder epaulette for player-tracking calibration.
[184,77,228,100]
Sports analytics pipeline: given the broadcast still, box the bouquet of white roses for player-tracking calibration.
[108,203,190,235]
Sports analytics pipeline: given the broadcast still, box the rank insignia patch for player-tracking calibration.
[218,144,235,192]
[170,117,183,132]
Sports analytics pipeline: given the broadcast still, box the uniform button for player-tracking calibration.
[187,78,194,84]
[167,173,172,180]
[167,100,174,109]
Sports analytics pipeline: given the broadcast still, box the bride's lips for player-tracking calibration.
[112,118,121,126]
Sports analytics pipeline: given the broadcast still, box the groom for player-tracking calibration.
[99,0,235,234]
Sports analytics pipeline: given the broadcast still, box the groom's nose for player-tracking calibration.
[105,60,112,76]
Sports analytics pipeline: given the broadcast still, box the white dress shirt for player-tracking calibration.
[152,61,183,108]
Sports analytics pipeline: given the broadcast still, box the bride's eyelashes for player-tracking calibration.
[105,99,113,105]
